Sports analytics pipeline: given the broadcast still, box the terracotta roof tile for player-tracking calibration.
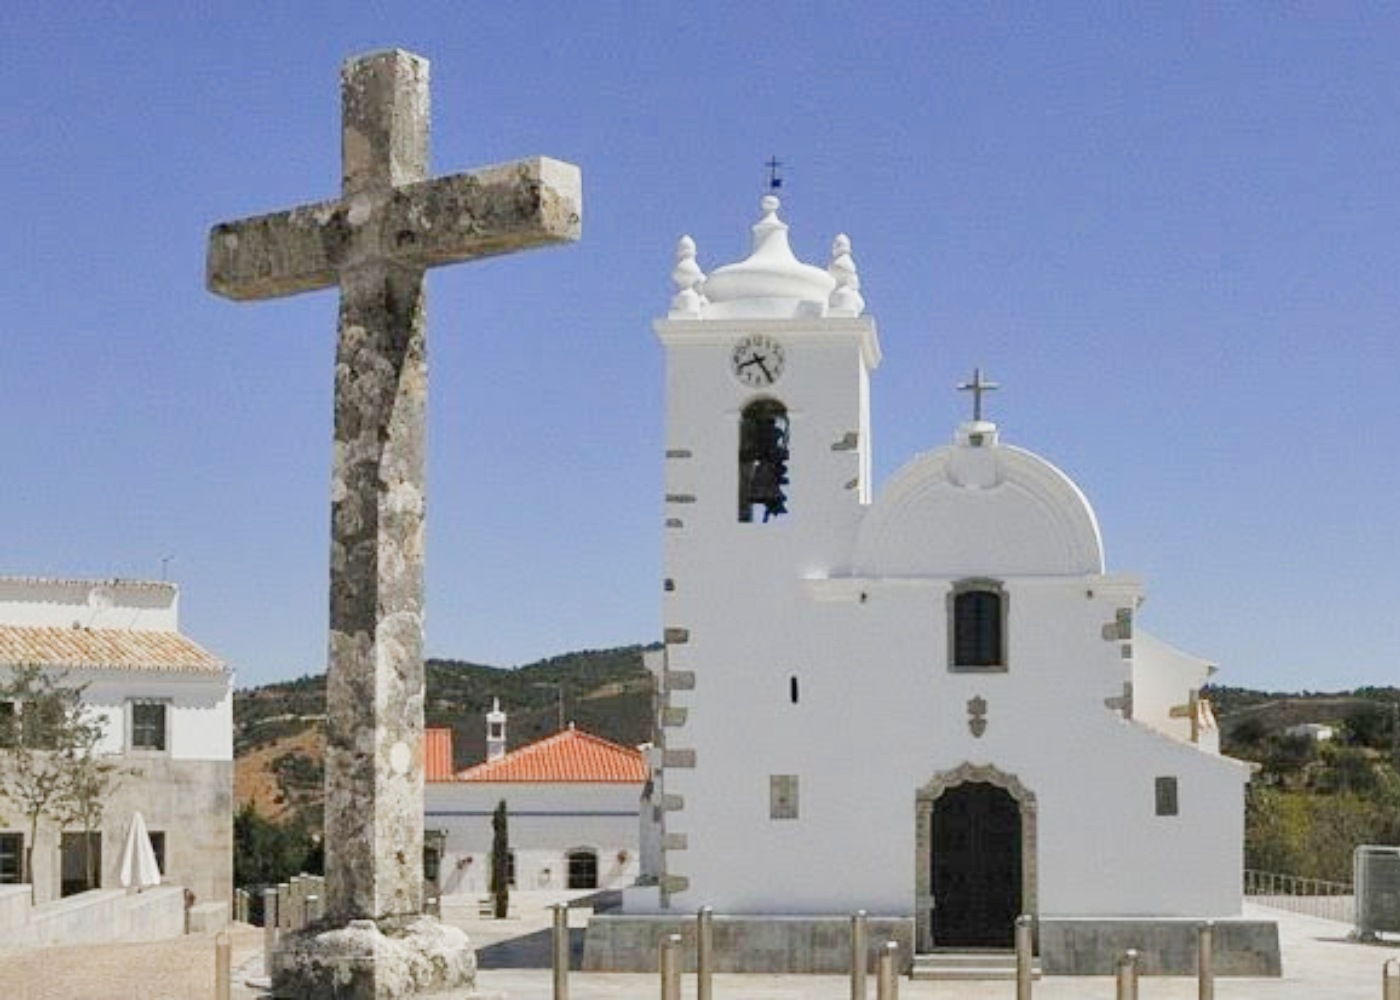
[0,626,225,674]
[424,727,455,782]
[454,726,647,784]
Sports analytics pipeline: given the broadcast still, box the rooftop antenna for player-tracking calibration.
[160,554,175,581]
[765,156,783,192]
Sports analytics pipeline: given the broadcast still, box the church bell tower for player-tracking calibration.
[648,195,881,908]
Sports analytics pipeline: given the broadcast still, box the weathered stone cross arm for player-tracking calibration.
[206,156,582,301]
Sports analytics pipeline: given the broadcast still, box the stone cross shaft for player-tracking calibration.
[207,49,581,926]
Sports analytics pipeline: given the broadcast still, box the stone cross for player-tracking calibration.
[957,366,1000,422]
[207,50,581,926]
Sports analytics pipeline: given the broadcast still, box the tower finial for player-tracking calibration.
[957,367,1001,423]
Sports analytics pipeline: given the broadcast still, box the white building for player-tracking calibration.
[0,576,233,907]
[424,707,647,897]
[1283,722,1335,743]
[587,196,1276,975]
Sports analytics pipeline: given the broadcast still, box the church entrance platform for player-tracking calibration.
[1038,916,1280,976]
[466,903,1394,999]
[576,907,1282,969]
[580,913,1280,976]
[581,914,915,973]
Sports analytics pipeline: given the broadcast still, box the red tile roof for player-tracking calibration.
[0,626,225,674]
[424,727,456,782]
[454,725,647,784]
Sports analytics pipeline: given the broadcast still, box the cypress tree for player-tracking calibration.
[490,799,509,918]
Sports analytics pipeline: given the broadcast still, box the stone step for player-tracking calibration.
[910,951,1042,981]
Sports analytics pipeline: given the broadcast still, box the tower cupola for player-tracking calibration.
[669,196,864,321]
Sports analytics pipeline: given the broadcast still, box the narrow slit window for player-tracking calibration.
[789,676,799,704]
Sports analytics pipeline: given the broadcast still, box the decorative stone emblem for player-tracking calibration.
[967,696,988,737]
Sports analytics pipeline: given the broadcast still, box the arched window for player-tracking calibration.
[567,848,598,889]
[739,399,790,523]
[949,580,1007,671]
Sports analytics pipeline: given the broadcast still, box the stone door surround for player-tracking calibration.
[915,762,1038,952]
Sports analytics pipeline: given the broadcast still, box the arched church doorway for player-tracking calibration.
[915,764,1037,952]
[931,783,1020,947]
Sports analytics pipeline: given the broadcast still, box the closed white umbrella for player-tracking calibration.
[119,811,161,890]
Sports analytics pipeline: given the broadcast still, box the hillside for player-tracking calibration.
[234,645,657,825]
[1207,684,1400,748]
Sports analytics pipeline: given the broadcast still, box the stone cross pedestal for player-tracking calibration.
[207,49,581,998]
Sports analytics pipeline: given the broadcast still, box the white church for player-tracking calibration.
[584,196,1279,975]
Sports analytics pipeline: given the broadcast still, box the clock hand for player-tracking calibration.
[755,357,773,381]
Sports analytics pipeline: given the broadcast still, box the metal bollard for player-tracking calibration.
[697,906,714,1000]
[262,887,280,976]
[850,910,868,1000]
[1198,921,1214,1000]
[876,940,899,1000]
[1385,958,1400,1000]
[1116,949,1139,1000]
[215,930,232,1000]
[660,933,683,1000]
[1015,914,1034,1000]
[552,902,570,1000]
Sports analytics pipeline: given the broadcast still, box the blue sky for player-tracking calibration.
[3,3,1398,692]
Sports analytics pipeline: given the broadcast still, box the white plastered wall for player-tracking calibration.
[425,781,642,894]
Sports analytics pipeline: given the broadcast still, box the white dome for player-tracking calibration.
[700,196,836,319]
[853,424,1105,578]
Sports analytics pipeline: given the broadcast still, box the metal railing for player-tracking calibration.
[1244,868,1355,924]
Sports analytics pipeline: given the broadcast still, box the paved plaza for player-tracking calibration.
[0,892,1394,998]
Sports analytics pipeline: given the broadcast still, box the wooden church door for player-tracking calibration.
[931,782,1022,948]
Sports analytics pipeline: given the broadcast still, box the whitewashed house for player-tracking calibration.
[0,576,233,907]
[424,705,647,897]
[584,196,1275,975]
[1283,722,1335,743]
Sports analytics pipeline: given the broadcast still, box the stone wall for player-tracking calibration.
[582,914,916,973]
[0,886,186,948]
[1038,917,1281,976]
[0,756,232,906]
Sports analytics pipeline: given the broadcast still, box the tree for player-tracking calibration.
[1343,707,1391,749]
[60,738,128,892]
[490,799,509,919]
[0,666,123,900]
[233,803,321,889]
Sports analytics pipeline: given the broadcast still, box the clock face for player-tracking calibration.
[730,334,786,388]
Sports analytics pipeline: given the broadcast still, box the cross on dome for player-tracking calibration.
[957,367,1001,423]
